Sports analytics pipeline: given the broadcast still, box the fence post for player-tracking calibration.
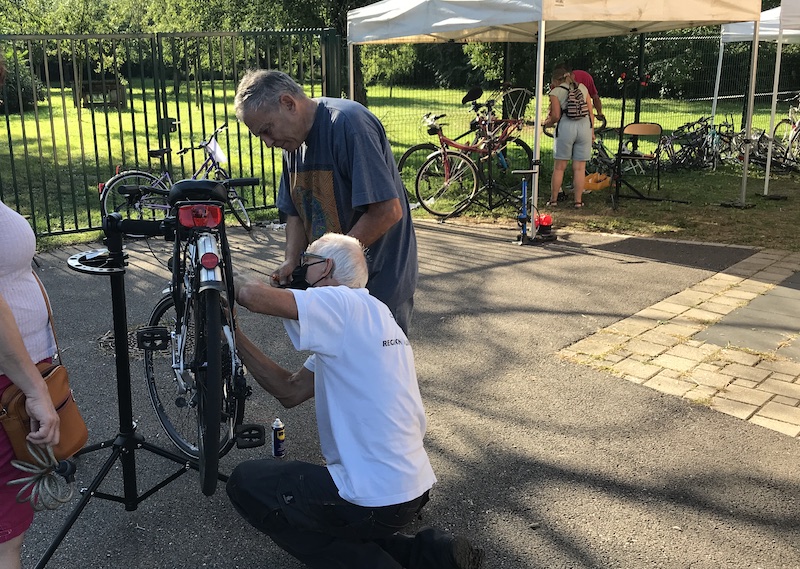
[321,29,342,98]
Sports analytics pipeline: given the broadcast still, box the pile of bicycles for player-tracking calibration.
[397,84,535,220]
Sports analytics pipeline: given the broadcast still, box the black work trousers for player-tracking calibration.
[226,459,456,569]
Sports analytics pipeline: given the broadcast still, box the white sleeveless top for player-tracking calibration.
[0,201,56,375]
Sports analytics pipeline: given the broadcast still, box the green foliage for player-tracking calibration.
[0,58,44,113]
[362,45,416,86]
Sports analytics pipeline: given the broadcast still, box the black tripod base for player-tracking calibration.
[36,429,222,569]
[515,232,557,245]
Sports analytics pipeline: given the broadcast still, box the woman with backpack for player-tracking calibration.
[542,67,595,208]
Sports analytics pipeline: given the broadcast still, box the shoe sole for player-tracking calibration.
[451,536,485,569]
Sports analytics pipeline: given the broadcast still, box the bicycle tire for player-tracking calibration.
[228,194,253,231]
[543,115,607,138]
[497,87,534,120]
[198,288,222,496]
[99,170,170,225]
[773,119,793,148]
[415,150,480,218]
[143,294,238,463]
[398,143,438,206]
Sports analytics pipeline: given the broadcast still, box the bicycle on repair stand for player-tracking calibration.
[135,178,266,496]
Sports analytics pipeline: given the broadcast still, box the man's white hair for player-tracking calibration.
[307,233,369,289]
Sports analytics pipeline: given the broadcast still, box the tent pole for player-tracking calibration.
[348,43,355,100]
[531,19,546,216]
[764,26,785,197]
[736,23,760,206]
[710,38,724,126]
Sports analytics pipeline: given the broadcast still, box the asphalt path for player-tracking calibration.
[21,220,800,569]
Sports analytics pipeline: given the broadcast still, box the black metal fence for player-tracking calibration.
[0,29,340,237]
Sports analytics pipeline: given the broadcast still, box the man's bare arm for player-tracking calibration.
[348,198,403,247]
[235,329,314,408]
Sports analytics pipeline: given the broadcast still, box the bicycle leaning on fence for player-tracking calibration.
[135,178,266,496]
[98,123,258,232]
[771,92,800,166]
[406,87,534,219]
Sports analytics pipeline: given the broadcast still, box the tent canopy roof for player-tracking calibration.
[347,0,761,45]
[722,5,800,44]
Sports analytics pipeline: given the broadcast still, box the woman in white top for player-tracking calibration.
[542,67,595,208]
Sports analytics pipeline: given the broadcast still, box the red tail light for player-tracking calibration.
[178,204,223,228]
[98,182,105,195]
[200,252,220,269]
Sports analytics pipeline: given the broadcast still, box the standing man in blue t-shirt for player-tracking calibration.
[234,69,417,334]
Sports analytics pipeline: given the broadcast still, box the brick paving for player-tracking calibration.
[560,249,800,439]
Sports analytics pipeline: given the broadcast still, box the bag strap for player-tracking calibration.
[32,271,62,364]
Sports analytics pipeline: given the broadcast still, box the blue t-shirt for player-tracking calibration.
[277,98,417,312]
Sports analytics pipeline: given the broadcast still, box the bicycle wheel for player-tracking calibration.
[398,143,438,206]
[143,295,239,465]
[415,150,480,218]
[498,88,534,120]
[100,170,170,222]
[481,138,533,204]
[773,119,793,147]
[228,193,253,231]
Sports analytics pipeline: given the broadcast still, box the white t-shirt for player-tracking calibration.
[284,286,436,507]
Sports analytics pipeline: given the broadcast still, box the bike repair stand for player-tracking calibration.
[513,166,556,245]
[35,215,215,568]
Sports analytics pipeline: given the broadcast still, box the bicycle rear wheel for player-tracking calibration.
[100,170,170,223]
[415,150,479,218]
[143,294,239,480]
[198,288,222,496]
[398,143,438,207]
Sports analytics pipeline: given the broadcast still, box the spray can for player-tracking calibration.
[271,418,286,458]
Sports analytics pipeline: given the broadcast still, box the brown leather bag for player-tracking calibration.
[0,362,88,463]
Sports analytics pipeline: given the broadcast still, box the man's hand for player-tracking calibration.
[271,260,295,288]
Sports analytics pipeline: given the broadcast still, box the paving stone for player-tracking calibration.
[707,294,748,307]
[657,321,705,337]
[719,363,772,382]
[665,289,715,307]
[694,301,739,316]
[651,353,697,372]
[754,270,795,284]
[644,373,695,397]
[734,280,774,294]
[719,349,761,366]
[758,401,800,426]
[685,339,704,348]
[570,335,620,356]
[607,316,659,337]
[625,338,669,357]
[732,379,759,389]
[634,307,676,322]
[623,374,647,385]
[748,415,800,438]
[772,395,799,407]
[611,358,662,381]
[628,353,651,363]
[648,301,690,316]
[724,289,761,300]
[710,397,758,420]
[758,379,800,399]
[637,329,683,347]
[769,372,797,383]
[756,359,800,376]
[697,363,721,372]
[666,315,709,331]
[682,307,726,323]
[683,385,718,403]
[716,384,773,406]
[687,368,733,389]
[665,343,719,363]
[603,354,626,364]
[691,282,733,294]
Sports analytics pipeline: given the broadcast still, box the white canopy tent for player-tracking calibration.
[714,3,800,196]
[347,0,761,210]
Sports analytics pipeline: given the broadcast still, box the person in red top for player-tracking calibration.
[565,66,604,120]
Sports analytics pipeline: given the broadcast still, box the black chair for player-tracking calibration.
[613,122,663,202]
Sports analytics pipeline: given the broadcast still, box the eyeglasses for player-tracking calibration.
[300,252,328,268]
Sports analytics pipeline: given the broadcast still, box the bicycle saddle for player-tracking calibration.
[148,148,171,159]
[168,179,227,206]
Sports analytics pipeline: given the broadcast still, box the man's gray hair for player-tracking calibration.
[234,69,306,120]
[307,233,369,289]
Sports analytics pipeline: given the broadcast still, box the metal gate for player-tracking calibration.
[0,29,341,237]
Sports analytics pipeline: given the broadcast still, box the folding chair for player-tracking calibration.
[612,122,663,205]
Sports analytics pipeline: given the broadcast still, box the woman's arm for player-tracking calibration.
[0,292,59,446]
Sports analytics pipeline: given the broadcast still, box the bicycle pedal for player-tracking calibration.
[136,326,170,350]
[235,424,266,449]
